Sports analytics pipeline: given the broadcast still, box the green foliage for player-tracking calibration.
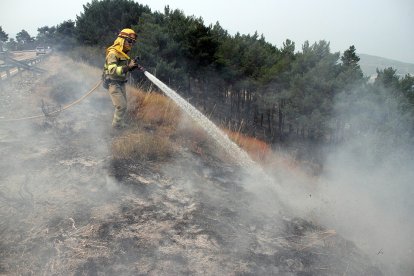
[0,26,8,43]
[5,38,17,51]
[260,40,341,139]
[375,67,400,89]
[55,20,77,50]
[341,46,360,68]
[337,45,365,89]
[66,45,106,68]
[0,26,8,51]
[36,26,56,47]
[217,32,278,85]
[75,0,150,46]
[15,29,35,50]
[162,8,219,78]
[400,74,414,102]
[131,12,188,88]
[335,83,414,146]
[31,3,413,144]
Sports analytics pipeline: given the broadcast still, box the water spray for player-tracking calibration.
[143,71,288,207]
[144,71,257,169]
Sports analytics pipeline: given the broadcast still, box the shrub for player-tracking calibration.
[223,129,271,162]
[111,130,174,161]
[127,87,181,128]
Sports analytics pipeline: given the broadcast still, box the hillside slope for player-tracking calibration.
[0,54,384,275]
[358,53,414,76]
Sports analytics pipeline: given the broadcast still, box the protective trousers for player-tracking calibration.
[108,82,127,128]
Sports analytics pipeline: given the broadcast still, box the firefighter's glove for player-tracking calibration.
[127,59,139,71]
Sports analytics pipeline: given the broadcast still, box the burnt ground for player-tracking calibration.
[0,55,384,275]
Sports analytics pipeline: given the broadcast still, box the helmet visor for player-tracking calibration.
[125,37,136,44]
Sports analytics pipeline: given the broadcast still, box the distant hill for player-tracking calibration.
[358,53,414,77]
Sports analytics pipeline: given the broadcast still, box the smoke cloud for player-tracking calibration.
[264,84,414,275]
[2,54,412,275]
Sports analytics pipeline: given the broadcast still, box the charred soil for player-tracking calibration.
[0,55,383,275]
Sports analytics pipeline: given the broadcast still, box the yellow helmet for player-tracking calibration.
[118,28,137,42]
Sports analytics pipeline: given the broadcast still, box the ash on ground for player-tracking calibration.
[0,55,384,275]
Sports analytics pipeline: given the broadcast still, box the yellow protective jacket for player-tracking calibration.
[104,50,130,82]
[103,36,131,82]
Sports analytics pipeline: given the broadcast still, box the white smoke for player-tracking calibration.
[305,86,414,275]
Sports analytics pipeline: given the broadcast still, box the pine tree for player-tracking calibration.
[75,0,150,46]
[16,29,34,50]
[0,26,8,51]
[340,45,363,80]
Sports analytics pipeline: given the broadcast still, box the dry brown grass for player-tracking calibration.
[120,85,306,172]
[111,130,174,161]
[125,86,317,177]
[127,86,181,128]
[223,129,271,163]
[110,86,181,161]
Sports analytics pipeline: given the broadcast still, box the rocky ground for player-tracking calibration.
[0,55,384,275]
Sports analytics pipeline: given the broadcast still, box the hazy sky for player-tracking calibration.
[2,0,413,63]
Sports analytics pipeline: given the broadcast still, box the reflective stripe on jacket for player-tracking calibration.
[104,49,130,82]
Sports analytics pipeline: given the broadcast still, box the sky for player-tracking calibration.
[1,0,414,63]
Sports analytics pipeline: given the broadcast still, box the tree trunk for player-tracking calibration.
[267,109,271,135]
[277,99,284,140]
[188,76,191,96]
[237,90,240,113]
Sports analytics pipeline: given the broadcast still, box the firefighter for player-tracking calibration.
[103,28,143,129]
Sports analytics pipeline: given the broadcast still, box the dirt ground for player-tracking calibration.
[0,55,384,275]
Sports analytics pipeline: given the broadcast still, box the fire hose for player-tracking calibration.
[0,80,102,122]
[0,70,258,170]
[0,61,142,123]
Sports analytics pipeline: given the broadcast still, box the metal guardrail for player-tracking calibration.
[0,51,48,80]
